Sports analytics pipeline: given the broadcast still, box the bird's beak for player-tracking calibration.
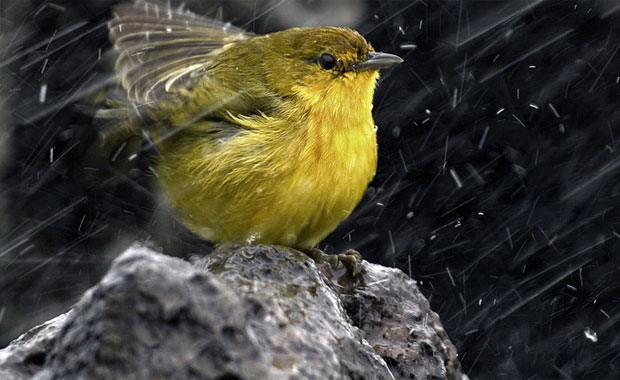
[351,52,403,71]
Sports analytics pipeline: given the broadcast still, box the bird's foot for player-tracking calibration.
[303,247,363,277]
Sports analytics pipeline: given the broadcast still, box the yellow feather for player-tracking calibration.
[156,70,379,248]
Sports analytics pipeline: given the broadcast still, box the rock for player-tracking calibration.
[0,313,72,380]
[0,244,468,380]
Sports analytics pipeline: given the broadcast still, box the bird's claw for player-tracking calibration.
[304,248,363,277]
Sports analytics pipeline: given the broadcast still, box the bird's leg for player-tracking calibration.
[303,247,362,277]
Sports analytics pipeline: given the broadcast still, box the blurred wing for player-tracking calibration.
[109,1,252,107]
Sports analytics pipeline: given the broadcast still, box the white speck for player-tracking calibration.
[406,211,414,219]
[111,141,127,163]
[559,123,566,134]
[454,220,461,228]
[430,234,437,240]
[376,202,384,206]
[149,166,159,177]
[128,153,138,161]
[493,54,500,62]
[78,214,86,232]
[446,266,455,286]
[246,231,262,244]
[565,284,577,291]
[399,44,417,50]
[39,84,47,103]
[600,309,611,319]
[478,125,490,150]
[529,103,539,109]
[478,299,482,306]
[398,26,405,35]
[478,212,484,215]
[512,114,526,128]
[421,118,430,124]
[165,27,172,33]
[425,109,431,114]
[529,65,536,69]
[548,103,560,118]
[388,230,396,255]
[41,58,48,74]
[49,147,55,163]
[452,88,458,108]
[419,20,423,29]
[584,327,598,342]
[449,168,463,188]
[496,108,505,115]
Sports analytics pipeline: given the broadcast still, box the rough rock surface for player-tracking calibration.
[0,313,72,380]
[0,244,467,380]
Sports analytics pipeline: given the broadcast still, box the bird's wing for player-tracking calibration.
[109,1,252,107]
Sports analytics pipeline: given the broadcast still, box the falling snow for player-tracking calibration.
[1,1,620,379]
[584,327,598,343]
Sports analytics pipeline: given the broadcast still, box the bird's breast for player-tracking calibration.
[156,75,379,249]
[273,93,378,247]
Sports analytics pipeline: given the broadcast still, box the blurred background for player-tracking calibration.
[2,0,620,378]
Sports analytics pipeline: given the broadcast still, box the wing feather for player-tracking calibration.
[109,1,252,106]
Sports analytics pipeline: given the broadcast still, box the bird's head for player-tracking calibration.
[211,27,402,112]
[253,27,403,108]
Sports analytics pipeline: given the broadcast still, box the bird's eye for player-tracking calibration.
[318,53,336,70]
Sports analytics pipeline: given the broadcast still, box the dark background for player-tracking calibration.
[2,1,620,378]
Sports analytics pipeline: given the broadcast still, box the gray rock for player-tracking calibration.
[0,313,72,380]
[0,244,468,380]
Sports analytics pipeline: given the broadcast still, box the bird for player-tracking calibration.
[97,1,403,274]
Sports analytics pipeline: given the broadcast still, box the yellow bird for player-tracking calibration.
[98,2,402,270]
